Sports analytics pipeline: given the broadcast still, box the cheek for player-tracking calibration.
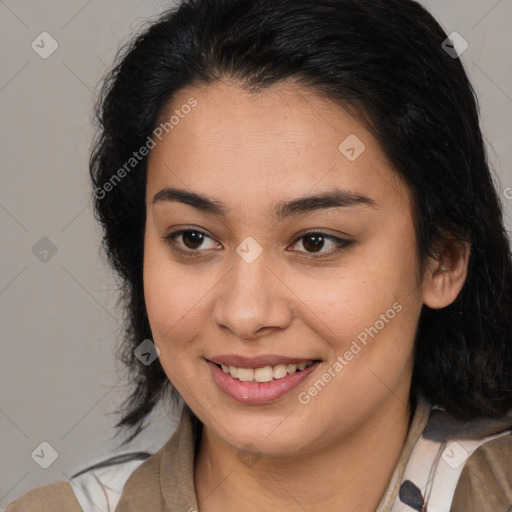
[299,230,421,368]
[291,270,417,365]
[142,232,216,357]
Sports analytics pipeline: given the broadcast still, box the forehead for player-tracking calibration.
[146,79,411,218]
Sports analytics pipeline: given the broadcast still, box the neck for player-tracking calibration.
[194,394,414,512]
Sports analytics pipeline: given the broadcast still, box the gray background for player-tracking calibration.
[1,0,511,508]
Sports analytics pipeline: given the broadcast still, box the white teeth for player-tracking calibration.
[287,363,298,374]
[237,368,255,382]
[273,364,288,379]
[254,366,274,382]
[218,360,314,382]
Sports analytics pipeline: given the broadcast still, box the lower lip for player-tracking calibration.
[207,360,320,405]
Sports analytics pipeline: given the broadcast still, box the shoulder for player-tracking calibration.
[5,407,197,512]
[450,433,512,512]
[70,455,151,511]
[392,399,512,512]
[5,481,81,512]
[5,453,150,512]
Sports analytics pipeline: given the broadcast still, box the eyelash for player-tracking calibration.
[162,228,352,259]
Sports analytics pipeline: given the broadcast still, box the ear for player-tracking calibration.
[421,235,471,309]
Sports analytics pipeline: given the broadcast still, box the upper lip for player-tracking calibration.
[207,355,318,368]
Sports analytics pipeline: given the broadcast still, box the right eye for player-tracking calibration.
[162,229,222,255]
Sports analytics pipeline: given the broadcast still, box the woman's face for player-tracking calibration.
[144,79,428,456]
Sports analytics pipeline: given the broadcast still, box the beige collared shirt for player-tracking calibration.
[6,394,512,511]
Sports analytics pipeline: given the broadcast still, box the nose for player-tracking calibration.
[212,250,293,341]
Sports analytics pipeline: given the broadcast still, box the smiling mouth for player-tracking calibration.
[210,360,317,383]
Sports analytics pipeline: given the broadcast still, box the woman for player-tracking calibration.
[7,0,512,510]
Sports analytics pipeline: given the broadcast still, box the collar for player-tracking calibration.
[115,396,433,511]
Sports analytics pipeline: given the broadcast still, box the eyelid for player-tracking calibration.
[291,227,352,242]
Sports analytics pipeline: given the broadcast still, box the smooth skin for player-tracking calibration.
[143,78,470,512]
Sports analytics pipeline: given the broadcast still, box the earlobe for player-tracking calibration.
[422,238,471,309]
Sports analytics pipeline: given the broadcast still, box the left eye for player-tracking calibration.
[162,229,351,257]
[288,232,351,256]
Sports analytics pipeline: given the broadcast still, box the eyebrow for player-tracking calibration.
[152,187,377,220]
